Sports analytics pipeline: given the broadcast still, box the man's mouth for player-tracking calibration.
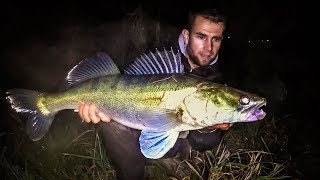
[199,53,213,62]
[201,53,211,57]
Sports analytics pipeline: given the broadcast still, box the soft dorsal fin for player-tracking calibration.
[124,47,184,75]
[66,52,120,85]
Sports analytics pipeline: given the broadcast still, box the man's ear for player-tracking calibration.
[182,29,189,44]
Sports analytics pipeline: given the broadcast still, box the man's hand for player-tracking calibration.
[200,123,233,133]
[211,123,232,130]
[77,103,111,124]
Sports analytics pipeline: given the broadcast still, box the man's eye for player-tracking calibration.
[197,35,205,40]
[212,37,223,42]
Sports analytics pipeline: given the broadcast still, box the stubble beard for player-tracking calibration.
[186,46,198,67]
[186,46,216,66]
[187,46,211,67]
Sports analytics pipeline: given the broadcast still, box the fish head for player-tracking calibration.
[183,82,267,127]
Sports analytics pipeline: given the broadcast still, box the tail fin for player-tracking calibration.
[6,89,55,141]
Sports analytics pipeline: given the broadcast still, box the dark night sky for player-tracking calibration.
[1,0,314,102]
[0,1,312,65]
[0,0,318,178]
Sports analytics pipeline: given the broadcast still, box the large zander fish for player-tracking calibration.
[6,48,267,159]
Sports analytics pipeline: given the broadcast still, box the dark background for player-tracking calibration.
[0,0,317,179]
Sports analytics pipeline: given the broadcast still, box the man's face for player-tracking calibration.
[183,16,224,67]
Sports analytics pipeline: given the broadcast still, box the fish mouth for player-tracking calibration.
[243,101,267,122]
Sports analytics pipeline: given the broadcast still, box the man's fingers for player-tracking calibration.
[78,103,85,121]
[201,123,232,131]
[89,104,100,124]
[98,112,111,122]
[212,123,231,130]
[82,104,91,123]
[77,102,111,124]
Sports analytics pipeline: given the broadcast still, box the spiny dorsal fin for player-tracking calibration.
[124,47,184,75]
[66,52,120,85]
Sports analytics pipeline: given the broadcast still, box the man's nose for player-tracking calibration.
[204,40,213,51]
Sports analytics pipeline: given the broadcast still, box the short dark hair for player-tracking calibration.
[187,8,227,32]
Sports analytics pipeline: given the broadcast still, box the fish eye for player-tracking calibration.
[240,95,250,105]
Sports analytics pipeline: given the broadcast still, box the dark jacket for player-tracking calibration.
[181,51,223,83]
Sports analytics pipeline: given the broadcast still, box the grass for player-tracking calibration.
[1,110,296,179]
[1,111,117,180]
[177,147,289,180]
[1,129,116,180]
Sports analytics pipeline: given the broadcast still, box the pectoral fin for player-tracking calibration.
[138,109,181,131]
[139,129,180,159]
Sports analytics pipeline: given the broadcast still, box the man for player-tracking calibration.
[78,8,231,179]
